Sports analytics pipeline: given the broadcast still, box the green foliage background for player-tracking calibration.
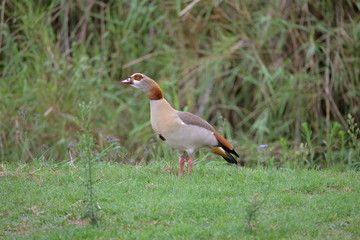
[0,0,359,165]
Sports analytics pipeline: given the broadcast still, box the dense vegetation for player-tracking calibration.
[0,0,359,166]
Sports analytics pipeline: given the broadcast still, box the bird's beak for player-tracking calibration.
[121,77,133,84]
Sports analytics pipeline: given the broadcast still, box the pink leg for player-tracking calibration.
[179,155,185,177]
[187,156,194,174]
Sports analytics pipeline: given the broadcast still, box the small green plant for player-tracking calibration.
[78,132,99,225]
[257,144,275,167]
[301,122,316,168]
[12,107,52,164]
[323,122,341,167]
[76,102,122,225]
[77,102,100,225]
[346,114,360,168]
[244,192,269,232]
[279,137,292,168]
[243,170,273,233]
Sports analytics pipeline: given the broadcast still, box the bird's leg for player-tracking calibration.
[187,156,193,174]
[179,155,185,177]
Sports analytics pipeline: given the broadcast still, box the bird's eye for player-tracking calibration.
[133,74,143,80]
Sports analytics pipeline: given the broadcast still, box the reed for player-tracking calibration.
[0,0,359,167]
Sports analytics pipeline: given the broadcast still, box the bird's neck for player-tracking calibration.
[150,98,175,113]
[149,98,177,134]
[147,80,163,100]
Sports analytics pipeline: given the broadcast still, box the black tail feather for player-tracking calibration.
[217,142,239,157]
[217,141,239,163]
[228,148,239,158]
[223,150,238,164]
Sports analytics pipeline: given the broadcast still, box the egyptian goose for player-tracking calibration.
[121,73,239,176]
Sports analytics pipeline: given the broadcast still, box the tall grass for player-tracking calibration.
[0,0,359,167]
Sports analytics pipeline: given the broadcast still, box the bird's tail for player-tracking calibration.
[210,147,238,164]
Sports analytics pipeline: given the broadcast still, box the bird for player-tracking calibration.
[121,73,239,177]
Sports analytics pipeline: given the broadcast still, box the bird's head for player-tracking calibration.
[121,73,163,100]
[121,73,145,88]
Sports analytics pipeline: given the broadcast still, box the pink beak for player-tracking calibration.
[121,77,133,84]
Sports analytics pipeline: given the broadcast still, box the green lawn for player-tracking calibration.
[0,161,359,239]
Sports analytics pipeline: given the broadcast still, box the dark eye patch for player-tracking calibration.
[133,74,143,80]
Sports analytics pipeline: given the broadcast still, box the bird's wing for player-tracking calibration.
[176,111,215,132]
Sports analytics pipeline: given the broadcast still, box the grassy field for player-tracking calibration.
[1,160,359,239]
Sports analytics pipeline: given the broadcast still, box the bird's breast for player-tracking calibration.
[149,99,217,151]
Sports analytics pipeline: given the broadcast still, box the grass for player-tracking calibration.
[1,160,359,239]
